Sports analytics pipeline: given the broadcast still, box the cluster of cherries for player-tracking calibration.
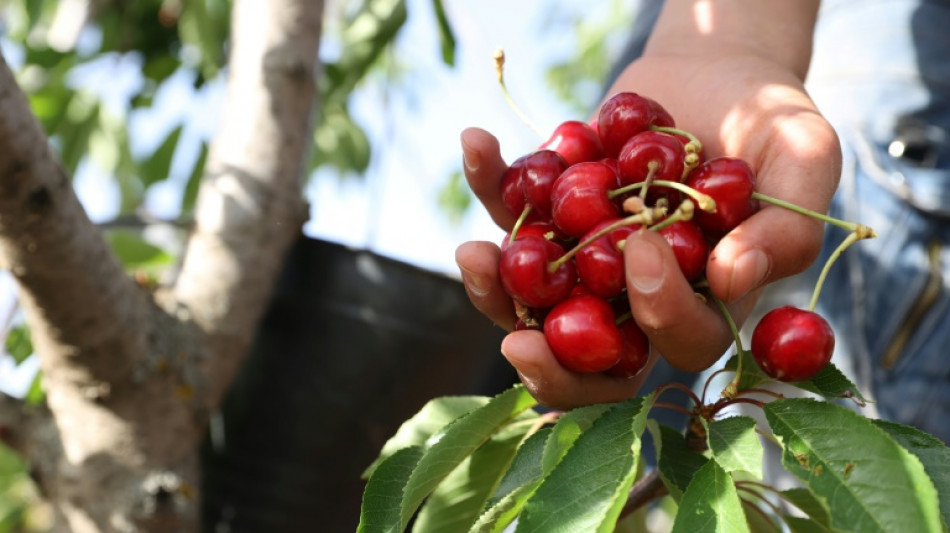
[496,91,835,383]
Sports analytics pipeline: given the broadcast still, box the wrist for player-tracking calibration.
[643,0,819,80]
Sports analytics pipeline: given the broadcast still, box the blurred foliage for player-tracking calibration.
[543,0,632,115]
[436,169,471,225]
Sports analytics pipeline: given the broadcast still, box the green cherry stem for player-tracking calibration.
[494,49,545,139]
[711,293,746,398]
[608,180,717,213]
[752,191,878,236]
[639,161,660,201]
[547,207,666,273]
[808,229,866,312]
[650,125,703,155]
[647,199,695,232]
[508,204,534,246]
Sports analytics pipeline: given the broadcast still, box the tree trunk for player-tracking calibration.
[0,0,323,530]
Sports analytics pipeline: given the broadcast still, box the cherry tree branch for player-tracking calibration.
[0,53,156,390]
[171,0,323,407]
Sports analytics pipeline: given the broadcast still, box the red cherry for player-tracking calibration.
[544,294,624,373]
[618,131,686,185]
[499,235,576,308]
[521,150,568,218]
[500,155,531,218]
[658,220,710,282]
[575,218,639,299]
[685,156,758,237]
[606,319,650,379]
[501,221,567,251]
[539,120,605,167]
[617,130,687,205]
[597,92,658,158]
[550,161,622,238]
[644,96,675,128]
[751,306,835,382]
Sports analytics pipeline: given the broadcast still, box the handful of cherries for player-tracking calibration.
[495,91,868,384]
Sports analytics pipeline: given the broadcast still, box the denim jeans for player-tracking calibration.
[801,0,950,443]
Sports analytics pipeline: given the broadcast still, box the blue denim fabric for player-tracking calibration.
[804,0,950,443]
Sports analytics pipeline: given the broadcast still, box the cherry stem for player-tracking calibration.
[655,381,703,408]
[809,229,867,312]
[711,396,765,417]
[752,191,878,237]
[508,204,534,246]
[650,125,703,155]
[638,161,660,201]
[609,180,717,212]
[547,208,665,273]
[614,310,633,326]
[737,387,785,400]
[700,367,734,404]
[709,293,748,399]
[647,199,695,232]
[652,402,695,416]
[494,49,545,139]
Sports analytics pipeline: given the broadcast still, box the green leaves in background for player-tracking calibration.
[703,416,762,479]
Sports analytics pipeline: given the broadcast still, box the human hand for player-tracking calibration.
[457,14,840,410]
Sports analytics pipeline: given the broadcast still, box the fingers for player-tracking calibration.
[624,229,756,373]
[455,240,517,331]
[707,110,841,302]
[460,127,517,230]
[500,329,659,410]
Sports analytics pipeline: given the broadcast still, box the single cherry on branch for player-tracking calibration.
[751,306,835,382]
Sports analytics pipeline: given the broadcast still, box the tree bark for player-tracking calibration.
[0,0,323,530]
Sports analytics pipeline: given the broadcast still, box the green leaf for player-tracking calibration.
[4,326,33,365]
[324,0,408,104]
[24,372,44,406]
[397,385,537,531]
[141,124,183,187]
[704,416,763,478]
[765,398,942,533]
[473,429,551,533]
[311,105,372,175]
[671,460,750,533]
[740,500,781,533]
[646,421,709,501]
[413,421,530,532]
[873,419,950,524]
[472,405,613,533]
[364,396,491,478]
[780,487,831,526]
[181,141,208,214]
[437,170,472,225]
[541,404,612,473]
[782,515,839,533]
[359,446,426,533]
[794,363,868,404]
[104,230,173,269]
[514,394,654,533]
[722,351,772,392]
[429,0,456,66]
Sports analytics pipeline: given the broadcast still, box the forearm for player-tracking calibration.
[644,0,821,79]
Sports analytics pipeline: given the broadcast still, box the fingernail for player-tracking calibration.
[731,248,770,299]
[625,236,664,294]
[462,144,480,173]
[459,266,490,297]
[501,334,542,385]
